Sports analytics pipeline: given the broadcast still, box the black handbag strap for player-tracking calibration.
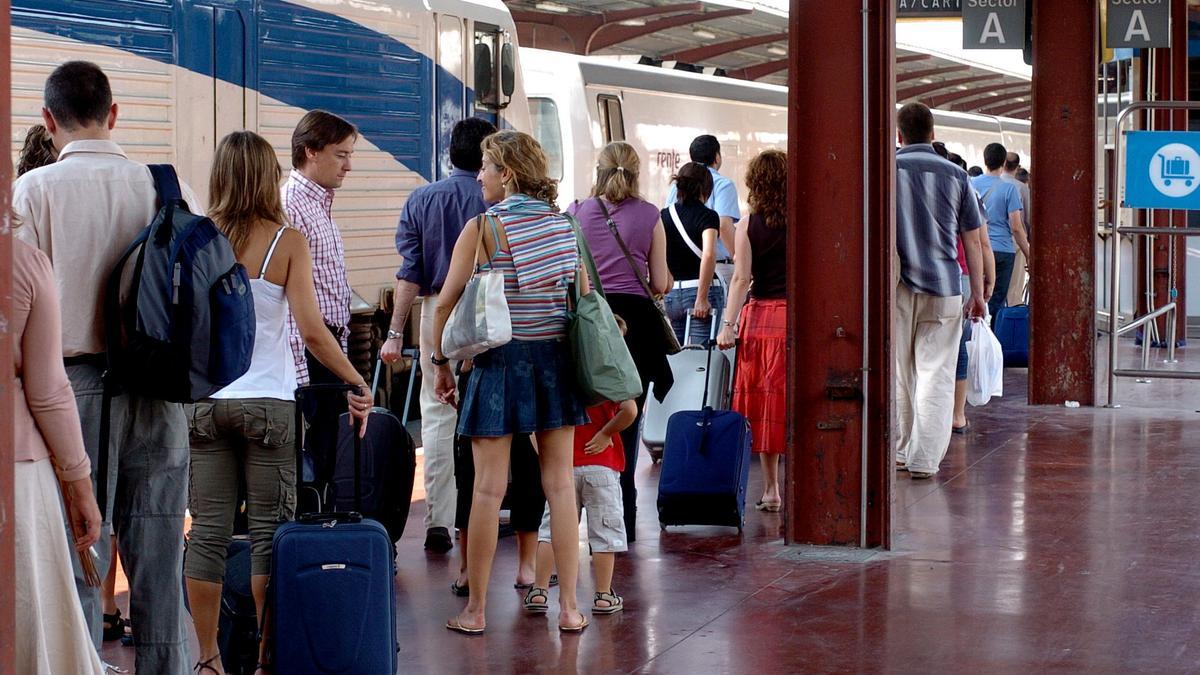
[593,199,656,299]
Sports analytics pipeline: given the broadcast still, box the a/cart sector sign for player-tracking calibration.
[898,0,961,18]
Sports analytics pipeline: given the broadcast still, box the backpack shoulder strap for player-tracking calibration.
[148,164,183,209]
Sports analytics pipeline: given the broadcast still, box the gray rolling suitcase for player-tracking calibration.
[642,316,732,462]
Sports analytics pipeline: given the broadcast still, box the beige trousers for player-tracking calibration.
[1007,249,1028,306]
[894,283,963,474]
[15,458,105,675]
[419,294,459,532]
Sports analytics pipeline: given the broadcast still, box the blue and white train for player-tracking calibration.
[11,0,529,307]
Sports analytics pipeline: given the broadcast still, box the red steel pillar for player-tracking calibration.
[0,1,15,670]
[1028,0,1097,405]
[786,0,894,547]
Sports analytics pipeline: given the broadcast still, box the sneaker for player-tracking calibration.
[424,527,453,553]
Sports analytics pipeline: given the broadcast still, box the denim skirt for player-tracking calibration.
[457,338,589,437]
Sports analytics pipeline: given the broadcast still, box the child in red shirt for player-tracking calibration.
[524,397,636,616]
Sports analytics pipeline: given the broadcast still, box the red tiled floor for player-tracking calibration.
[102,341,1200,672]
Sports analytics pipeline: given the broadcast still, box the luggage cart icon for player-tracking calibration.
[1158,154,1194,187]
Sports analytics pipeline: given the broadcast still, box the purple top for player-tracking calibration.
[395,169,490,296]
[567,197,659,298]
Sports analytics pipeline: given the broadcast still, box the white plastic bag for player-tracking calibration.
[966,318,1003,406]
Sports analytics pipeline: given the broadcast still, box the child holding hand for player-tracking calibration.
[524,396,637,617]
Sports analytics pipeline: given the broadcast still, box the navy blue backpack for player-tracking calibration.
[96,165,255,515]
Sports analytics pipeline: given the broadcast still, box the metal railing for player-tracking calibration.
[1106,100,1199,407]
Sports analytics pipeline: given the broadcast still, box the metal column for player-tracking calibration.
[0,1,15,670]
[1028,0,1098,405]
[786,0,893,547]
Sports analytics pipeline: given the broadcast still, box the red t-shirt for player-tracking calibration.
[573,402,626,473]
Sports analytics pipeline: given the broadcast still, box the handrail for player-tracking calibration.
[1107,100,1200,407]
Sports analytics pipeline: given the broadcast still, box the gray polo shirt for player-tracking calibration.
[896,144,983,297]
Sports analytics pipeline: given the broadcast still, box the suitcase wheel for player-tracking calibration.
[648,447,663,464]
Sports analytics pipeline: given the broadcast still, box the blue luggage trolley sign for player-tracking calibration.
[1125,131,1200,210]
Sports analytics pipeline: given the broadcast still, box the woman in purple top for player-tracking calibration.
[566,141,673,541]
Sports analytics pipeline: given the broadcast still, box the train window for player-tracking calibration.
[530,98,563,180]
[473,26,512,110]
[597,94,625,142]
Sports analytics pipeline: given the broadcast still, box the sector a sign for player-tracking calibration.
[962,0,1026,50]
[1106,0,1170,49]
[897,0,962,18]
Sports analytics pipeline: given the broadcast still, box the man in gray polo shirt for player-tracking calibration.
[894,103,987,479]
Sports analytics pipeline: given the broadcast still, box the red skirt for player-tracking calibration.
[732,299,787,454]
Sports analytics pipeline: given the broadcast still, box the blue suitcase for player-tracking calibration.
[269,384,398,675]
[994,304,1030,368]
[657,339,752,532]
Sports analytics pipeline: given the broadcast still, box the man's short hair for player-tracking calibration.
[689,135,721,166]
[983,143,1007,171]
[291,110,357,168]
[968,166,983,177]
[1004,151,1021,172]
[931,141,949,159]
[897,102,934,145]
[44,61,112,130]
[449,118,497,172]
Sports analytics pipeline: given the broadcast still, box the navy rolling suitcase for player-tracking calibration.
[269,383,398,675]
[657,339,752,532]
[994,304,1030,368]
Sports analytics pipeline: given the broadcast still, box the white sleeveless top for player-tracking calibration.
[212,227,298,401]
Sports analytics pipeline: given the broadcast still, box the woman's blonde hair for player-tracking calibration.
[745,149,788,230]
[208,131,287,254]
[590,141,640,203]
[481,130,558,209]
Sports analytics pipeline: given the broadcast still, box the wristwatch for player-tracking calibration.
[430,353,450,366]
[722,320,736,328]
[386,329,403,340]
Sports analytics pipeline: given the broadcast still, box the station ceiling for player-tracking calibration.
[504,1,1033,119]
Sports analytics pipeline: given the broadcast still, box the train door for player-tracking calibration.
[181,0,253,204]
[471,22,516,127]
[437,14,467,180]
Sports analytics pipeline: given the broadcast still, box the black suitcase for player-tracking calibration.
[268,383,398,674]
[301,354,419,542]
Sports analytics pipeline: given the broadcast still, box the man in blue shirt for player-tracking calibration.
[382,117,495,553]
[895,103,987,479]
[972,142,1029,319]
[664,134,740,290]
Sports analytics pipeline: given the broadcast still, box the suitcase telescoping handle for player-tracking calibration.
[372,348,420,427]
[293,383,365,516]
[683,313,721,410]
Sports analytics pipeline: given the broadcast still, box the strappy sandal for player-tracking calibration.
[193,654,221,674]
[522,586,550,613]
[559,613,589,633]
[592,589,624,615]
[450,579,469,597]
[103,609,126,642]
[255,661,273,674]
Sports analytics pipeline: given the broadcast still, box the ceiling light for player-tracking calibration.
[919,77,934,84]
[692,27,717,40]
[989,91,1000,96]
[618,18,646,26]
[767,45,788,57]
[535,1,570,13]
[957,85,969,91]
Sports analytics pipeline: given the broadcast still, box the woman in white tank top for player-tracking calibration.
[182,131,371,675]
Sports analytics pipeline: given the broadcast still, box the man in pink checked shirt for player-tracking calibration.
[282,110,357,387]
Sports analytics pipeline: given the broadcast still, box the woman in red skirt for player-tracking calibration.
[716,150,788,511]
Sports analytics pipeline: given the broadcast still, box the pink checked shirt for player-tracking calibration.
[282,170,350,385]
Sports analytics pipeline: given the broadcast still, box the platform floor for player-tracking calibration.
[100,342,1200,673]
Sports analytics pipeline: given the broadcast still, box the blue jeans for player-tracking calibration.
[665,283,725,345]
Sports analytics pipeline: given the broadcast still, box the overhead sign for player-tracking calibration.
[963,0,1026,50]
[898,0,961,18]
[1106,0,1170,49]
[1124,131,1200,210]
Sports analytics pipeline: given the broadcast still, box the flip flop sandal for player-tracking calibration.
[523,586,550,613]
[514,581,533,590]
[754,500,782,512]
[103,609,126,642]
[951,423,970,434]
[559,614,589,633]
[592,589,624,615]
[451,580,469,597]
[549,573,559,587]
[445,618,486,635]
[194,655,221,674]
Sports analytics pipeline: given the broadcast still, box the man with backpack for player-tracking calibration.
[14,61,201,674]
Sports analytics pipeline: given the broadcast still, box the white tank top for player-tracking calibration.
[212,227,298,401]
